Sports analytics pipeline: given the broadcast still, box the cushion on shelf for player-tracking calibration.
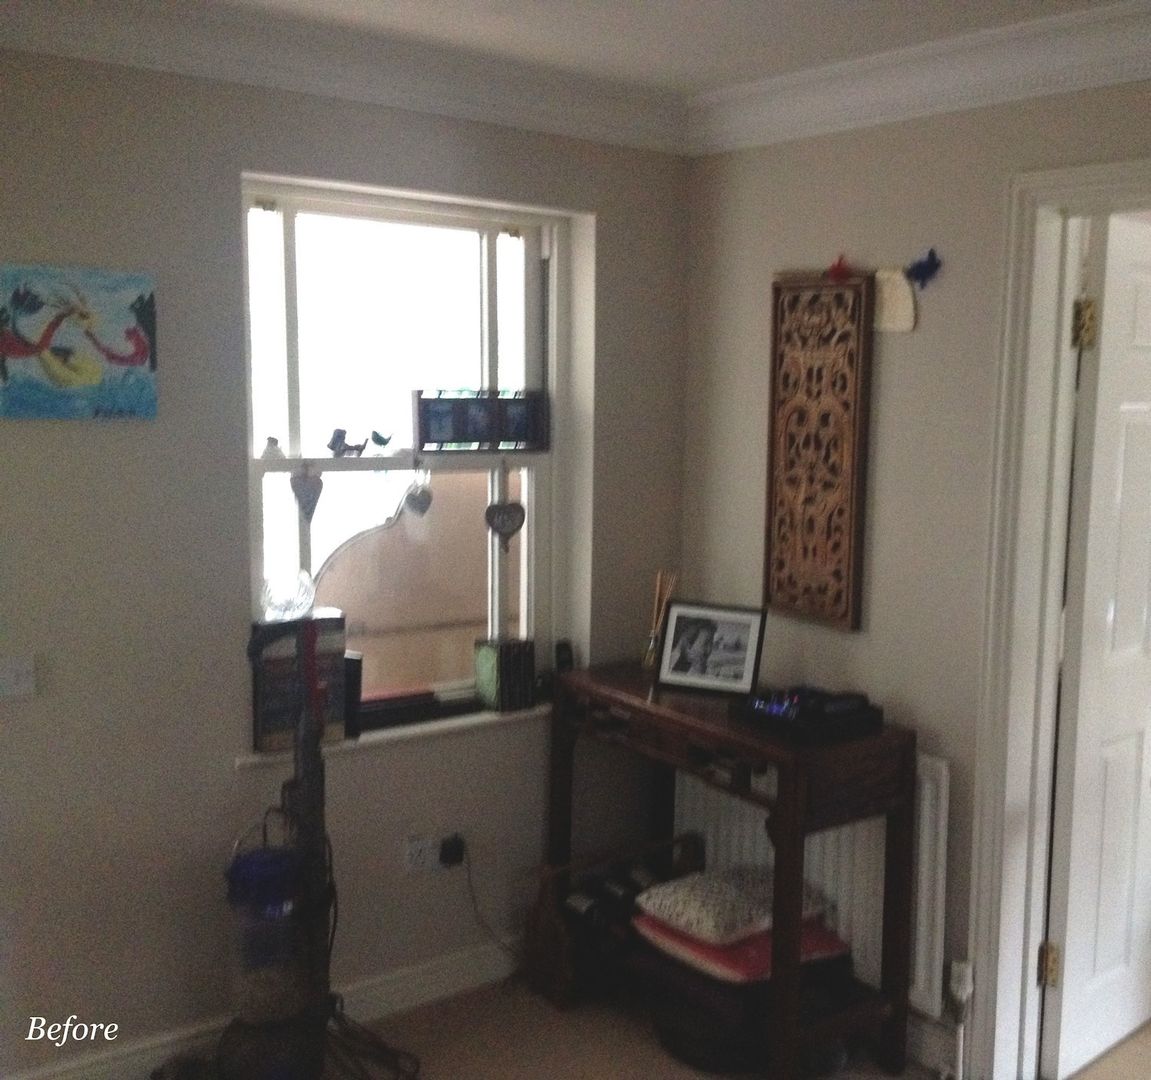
[633,912,850,984]
[634,866,827,946]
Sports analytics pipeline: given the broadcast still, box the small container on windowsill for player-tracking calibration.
[475,639,536,711]
[343,650,363,738]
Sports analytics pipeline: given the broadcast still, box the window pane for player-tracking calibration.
[505,468,525,636]
[496,232,525,390]
[308,470,416,575]
[294,213,483,456]
[261,472,301,587]
[311,470,521,698]
[247,207,289,456]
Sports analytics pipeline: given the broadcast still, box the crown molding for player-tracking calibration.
[2,1,1150,157]
[0,0,686,154]
[687,1,1151,154]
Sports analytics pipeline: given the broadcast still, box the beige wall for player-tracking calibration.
[683,80,1151,961]
[0,49,686,1072]
[10,40,1151,1073]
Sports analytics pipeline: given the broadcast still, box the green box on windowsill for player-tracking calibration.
[475,639,536,712]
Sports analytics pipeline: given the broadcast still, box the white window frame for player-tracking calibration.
[241,174,561,693]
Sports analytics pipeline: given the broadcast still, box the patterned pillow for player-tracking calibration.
[716,866,827,923]
[634,866,827,946]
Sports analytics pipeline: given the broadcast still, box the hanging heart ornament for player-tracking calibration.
[485,501,526,552]
[405,485,432,516]
[290,470,324,522]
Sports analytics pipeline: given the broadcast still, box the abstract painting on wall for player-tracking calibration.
[0,264,156,419]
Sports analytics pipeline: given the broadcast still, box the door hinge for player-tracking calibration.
[1071,297,1098,350]
[1038,941,1062,988]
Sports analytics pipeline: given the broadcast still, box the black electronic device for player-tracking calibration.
[745,686,883,743]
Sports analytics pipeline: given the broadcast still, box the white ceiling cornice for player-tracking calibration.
[687,1,1151,154]
[2,1,1150,157]
[0,0,687,153]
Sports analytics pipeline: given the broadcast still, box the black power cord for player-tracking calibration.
[447,837,520,967]
[326,994,420,1079]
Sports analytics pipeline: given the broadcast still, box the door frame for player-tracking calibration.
[970,158,1151,1080]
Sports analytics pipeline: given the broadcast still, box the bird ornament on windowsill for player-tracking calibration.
[327,428,366,457]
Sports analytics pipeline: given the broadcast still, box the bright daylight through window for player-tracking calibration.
[244,179,556,705]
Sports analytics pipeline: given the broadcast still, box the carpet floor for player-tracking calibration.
[372,978,934,1080]
[1069,1021,1151,1080]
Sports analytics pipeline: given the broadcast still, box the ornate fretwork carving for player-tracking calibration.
[765,274,874,629]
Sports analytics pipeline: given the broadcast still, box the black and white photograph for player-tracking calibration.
[657,601,766,694]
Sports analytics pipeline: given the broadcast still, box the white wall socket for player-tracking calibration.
[0,655,36,700]
[404,832,462,873]
[404,833,438,873]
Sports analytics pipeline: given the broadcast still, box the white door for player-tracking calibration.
[1042,213,1151,1079]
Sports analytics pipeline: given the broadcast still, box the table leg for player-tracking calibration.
[767,776,805,1080]
[547,699,577,876]
[878,750,916,1073]
[648,760,677,876]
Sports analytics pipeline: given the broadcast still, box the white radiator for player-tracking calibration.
[675,751,950,1019]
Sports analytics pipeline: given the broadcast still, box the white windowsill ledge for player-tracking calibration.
[234,702,551,770]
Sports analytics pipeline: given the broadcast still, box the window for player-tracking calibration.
[243,177,557,705]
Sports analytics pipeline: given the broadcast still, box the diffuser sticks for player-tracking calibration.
[643,570,678,670]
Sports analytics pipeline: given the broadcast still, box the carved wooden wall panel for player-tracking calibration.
[765,273,874,629]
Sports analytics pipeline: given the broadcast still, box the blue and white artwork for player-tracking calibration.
[0,264,156,419]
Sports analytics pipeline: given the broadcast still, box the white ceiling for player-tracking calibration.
[210,0,1119,95]
[3,0,1151,153]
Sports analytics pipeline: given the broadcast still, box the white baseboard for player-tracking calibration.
[909,1010,957,1078]
[7,940,517,1080]
[338,939,517,1028]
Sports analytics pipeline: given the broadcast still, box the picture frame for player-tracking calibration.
[0,262,157,420]
[657,601,766,695]
[764,272,874,629]
[413,389,549,452]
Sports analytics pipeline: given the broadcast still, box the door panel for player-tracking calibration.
[1043,213,1151,1079]
[1094,732,1141,976]
[1110,416,1151,655]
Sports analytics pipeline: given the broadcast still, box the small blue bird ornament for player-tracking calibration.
[905,248,942,289]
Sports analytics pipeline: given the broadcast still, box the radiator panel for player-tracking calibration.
[675,751,949,1018]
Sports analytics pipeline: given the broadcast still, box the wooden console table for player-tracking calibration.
[546,662,917,1079]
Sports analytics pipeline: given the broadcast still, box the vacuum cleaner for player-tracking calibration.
[156,618,419,1080]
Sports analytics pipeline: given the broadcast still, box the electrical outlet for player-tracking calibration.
[405,831,465,873]
[404,834,436,873]
[0,655,36,700]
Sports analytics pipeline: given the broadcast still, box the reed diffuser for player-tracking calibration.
[643,570,678,671]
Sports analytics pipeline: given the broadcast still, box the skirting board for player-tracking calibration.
[909,1010,958,1078]
[8,943,952,1080]
[6,939,517,1080]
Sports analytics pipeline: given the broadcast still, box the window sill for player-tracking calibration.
[233,701,551,771]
